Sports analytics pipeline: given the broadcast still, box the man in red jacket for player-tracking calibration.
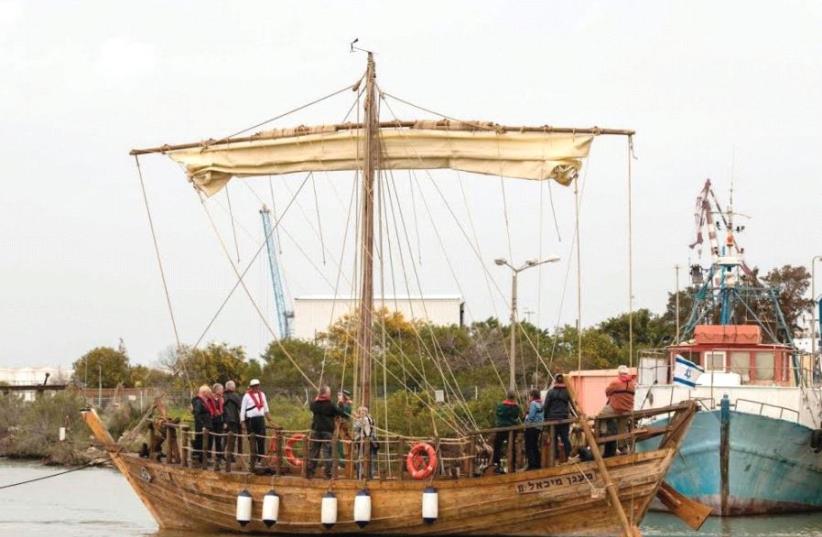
[600,365,635,457]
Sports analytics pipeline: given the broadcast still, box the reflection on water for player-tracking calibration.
[643,512,822,537]
[2,460,822,536]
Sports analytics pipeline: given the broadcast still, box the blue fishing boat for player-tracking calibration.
[637,179,822,515]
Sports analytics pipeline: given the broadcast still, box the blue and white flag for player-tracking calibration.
[673,355,704,388]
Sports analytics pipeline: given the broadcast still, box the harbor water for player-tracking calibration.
[2,460,822,537]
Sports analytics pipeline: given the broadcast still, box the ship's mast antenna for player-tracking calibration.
[356,52,378,410]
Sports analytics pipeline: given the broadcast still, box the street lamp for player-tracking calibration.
[495,256,561,391]
[812,256,822,357]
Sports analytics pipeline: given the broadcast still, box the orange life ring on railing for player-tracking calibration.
[284,433,306,468]
[406,442,437,480]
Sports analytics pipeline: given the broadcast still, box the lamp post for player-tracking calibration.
[495,256,560,392]
[813,256,822,356]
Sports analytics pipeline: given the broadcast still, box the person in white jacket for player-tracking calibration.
[240,379,269,465]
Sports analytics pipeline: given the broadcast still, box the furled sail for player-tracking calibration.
[164,121,594,196]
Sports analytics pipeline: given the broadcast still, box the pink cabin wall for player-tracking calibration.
[567,368,636,416]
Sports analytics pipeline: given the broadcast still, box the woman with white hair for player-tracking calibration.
[352,406,379,479]
[223,380,243,461]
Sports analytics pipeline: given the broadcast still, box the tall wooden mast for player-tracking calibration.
[357,53,378,410]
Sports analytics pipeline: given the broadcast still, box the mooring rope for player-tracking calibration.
[0,461,99,490]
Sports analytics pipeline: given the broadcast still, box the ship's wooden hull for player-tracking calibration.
[112,449,674,536]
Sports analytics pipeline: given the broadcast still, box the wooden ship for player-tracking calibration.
[85,53,709,536]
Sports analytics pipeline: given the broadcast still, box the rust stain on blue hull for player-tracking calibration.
[640,410,822,516]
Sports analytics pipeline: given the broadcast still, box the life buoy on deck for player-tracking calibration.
[406,442,437,479]
[284,433,306,468]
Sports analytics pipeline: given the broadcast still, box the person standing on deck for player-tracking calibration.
[600,365,635,457]
[352,406,379,479]
[240,379,269,465]
[337,389,353,466]
[210,383,226,467]
[524,389,544,470]
[492,390,522,474]
[544,374,573,461]
[223,380,243,462]
[191,385,216,465]
[307,385,345,479]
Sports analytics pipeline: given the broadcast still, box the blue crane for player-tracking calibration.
[260,205,293,339]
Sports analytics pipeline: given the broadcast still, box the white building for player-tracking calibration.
[293,295,464,340]
[0,366,69,386]
[0,366,71,401]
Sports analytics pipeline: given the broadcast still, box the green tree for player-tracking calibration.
[761,265,814,335]
[260,339,330,390]
[127,365,173,388]
[72,347,130,388]
[164,343,248,388]
[244,358,263,386]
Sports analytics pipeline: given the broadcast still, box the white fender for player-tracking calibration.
[422,486,438,524]
[354,489,371,528]
[235,489,252,526]
[321,491,337,529]
[262,489,280,527]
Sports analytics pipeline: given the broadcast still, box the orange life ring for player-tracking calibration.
[406,442,437,480]
[266,435,281,468]
[284,433,306,468]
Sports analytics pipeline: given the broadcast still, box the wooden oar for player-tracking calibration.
[657,481,712,530]
[564,381,640,537]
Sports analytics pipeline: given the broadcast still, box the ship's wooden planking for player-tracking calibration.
[110,447,670,536]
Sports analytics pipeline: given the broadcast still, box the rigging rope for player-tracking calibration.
[627,135,635,368]
[385,171,481,429]
[311,173,327,265]
[267,178,284,254]
[199,191,318,390]
[414,171,508,392]
[191,174,311,350]
[575,174,583,372]
[225,184,241,264]
[133,156,192,392]
[207,80,363,147]
[318,174,358,389]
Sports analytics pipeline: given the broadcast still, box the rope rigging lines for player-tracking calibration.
[131,64,637,440]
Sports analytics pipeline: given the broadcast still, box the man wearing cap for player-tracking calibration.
[241,379,269,466]
[600,365,636,457]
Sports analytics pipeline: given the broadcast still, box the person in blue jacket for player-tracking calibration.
[524,389,544,470]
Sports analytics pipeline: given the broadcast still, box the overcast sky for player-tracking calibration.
[2,1,820,369]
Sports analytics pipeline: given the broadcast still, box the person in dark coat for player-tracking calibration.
[492,389,522,473]
[223,380,243,461]
[544,374,573,461]
[307,385,345,478]
[191,384,216,465]
[209,383,226,465]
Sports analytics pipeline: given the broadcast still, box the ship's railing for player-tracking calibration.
[144,402,693,480]
[732,398,800,422]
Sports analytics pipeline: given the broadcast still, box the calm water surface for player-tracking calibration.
[2,459,821,537]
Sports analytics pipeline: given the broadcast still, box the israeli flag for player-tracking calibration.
[673,355,704,388]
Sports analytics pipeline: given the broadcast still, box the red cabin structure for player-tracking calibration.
[667,325,793,386]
